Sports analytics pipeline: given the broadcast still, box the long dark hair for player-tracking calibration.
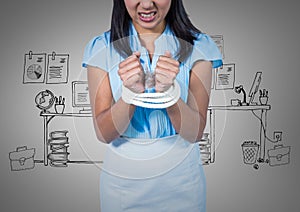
[110,0,201,62]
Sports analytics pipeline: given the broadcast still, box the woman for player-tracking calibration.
[83,0,222,211]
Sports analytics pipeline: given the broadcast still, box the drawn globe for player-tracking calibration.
[35,90,55,111]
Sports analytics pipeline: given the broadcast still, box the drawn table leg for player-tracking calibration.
[258,109,267,162]
[209,109,216,163]
[43,116,48,166]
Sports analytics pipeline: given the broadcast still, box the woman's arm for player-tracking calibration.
[166,60,212,142]
[87,65,136,143]
[87,52,145,143]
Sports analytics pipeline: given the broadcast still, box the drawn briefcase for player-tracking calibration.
[9,146,35,171]
[268,145,290,167]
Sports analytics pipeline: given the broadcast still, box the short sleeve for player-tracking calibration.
[82,32,110,71]
[187,33,223,69]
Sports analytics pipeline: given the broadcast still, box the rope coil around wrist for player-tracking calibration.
[122,80,181,109]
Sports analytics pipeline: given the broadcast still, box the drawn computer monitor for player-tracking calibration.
[248,72,262,105]
[72,81,91,113]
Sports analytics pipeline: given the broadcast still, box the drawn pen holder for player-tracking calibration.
[54,96,65,114]
[259,96,268,105]
[55,104,65,114]
[259,89,269,105]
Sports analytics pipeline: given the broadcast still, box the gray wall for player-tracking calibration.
[0,0,299,211]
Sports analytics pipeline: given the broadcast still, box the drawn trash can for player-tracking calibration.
[268,145,290,166]
[9,146,35,171]
[241,141,259,164]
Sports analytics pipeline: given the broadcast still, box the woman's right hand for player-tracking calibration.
[118,52,145,93]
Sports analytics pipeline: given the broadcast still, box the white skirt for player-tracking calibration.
[100,135,206,212]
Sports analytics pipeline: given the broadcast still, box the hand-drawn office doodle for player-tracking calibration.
[10,37,292,171]
[248,72,262,105]
[32,88,92,167]
[9,146,36,171]
[46,52,69,84]
[231,71,291,169]
[48,130,70,167]
[54,96,66,114]
[23,51,46,84]
[247,109,291,169]
[198,133,211,165]
[23,51,69,84]
[211,35,225,59]
[233,72,262,106]
[259,88,269,105]
[268,145,291,167]
[215,63,235,90]
[72,81,91,114]
[33,86,99,168]
[35,89,56,112]
[241,141,260,165]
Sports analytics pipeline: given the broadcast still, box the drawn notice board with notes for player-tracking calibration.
[23,51,69,84]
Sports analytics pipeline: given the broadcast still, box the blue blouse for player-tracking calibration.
[82,22,222,139]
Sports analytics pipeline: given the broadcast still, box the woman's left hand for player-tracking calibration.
[155,51,180,92]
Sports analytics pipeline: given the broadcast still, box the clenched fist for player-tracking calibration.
[118,52,145,93]
[155,51,180,92]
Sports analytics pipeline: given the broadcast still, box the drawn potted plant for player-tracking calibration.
[259,89,269,105]
[54,96,65,113]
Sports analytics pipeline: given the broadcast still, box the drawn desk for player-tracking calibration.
[208,105,271,164]
[40,105,270,166]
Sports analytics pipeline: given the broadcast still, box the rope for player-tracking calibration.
[122,80,181,109]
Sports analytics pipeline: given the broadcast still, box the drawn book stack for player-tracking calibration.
[48,130,69,167]
[198,133,211,165]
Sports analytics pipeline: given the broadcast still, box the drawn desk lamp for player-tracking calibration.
[235,72,262,106]
[234,85,248,106]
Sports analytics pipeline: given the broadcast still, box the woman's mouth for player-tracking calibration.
[138,12,157,22]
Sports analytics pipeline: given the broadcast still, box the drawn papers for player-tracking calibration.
[215,63,235,90]
[23,51,69,84]
[211,35,224,59]
[23,51,46,83]
[46,52,69,84]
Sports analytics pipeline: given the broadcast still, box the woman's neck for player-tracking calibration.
[133,21,166,61]
[139,34,158,62]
